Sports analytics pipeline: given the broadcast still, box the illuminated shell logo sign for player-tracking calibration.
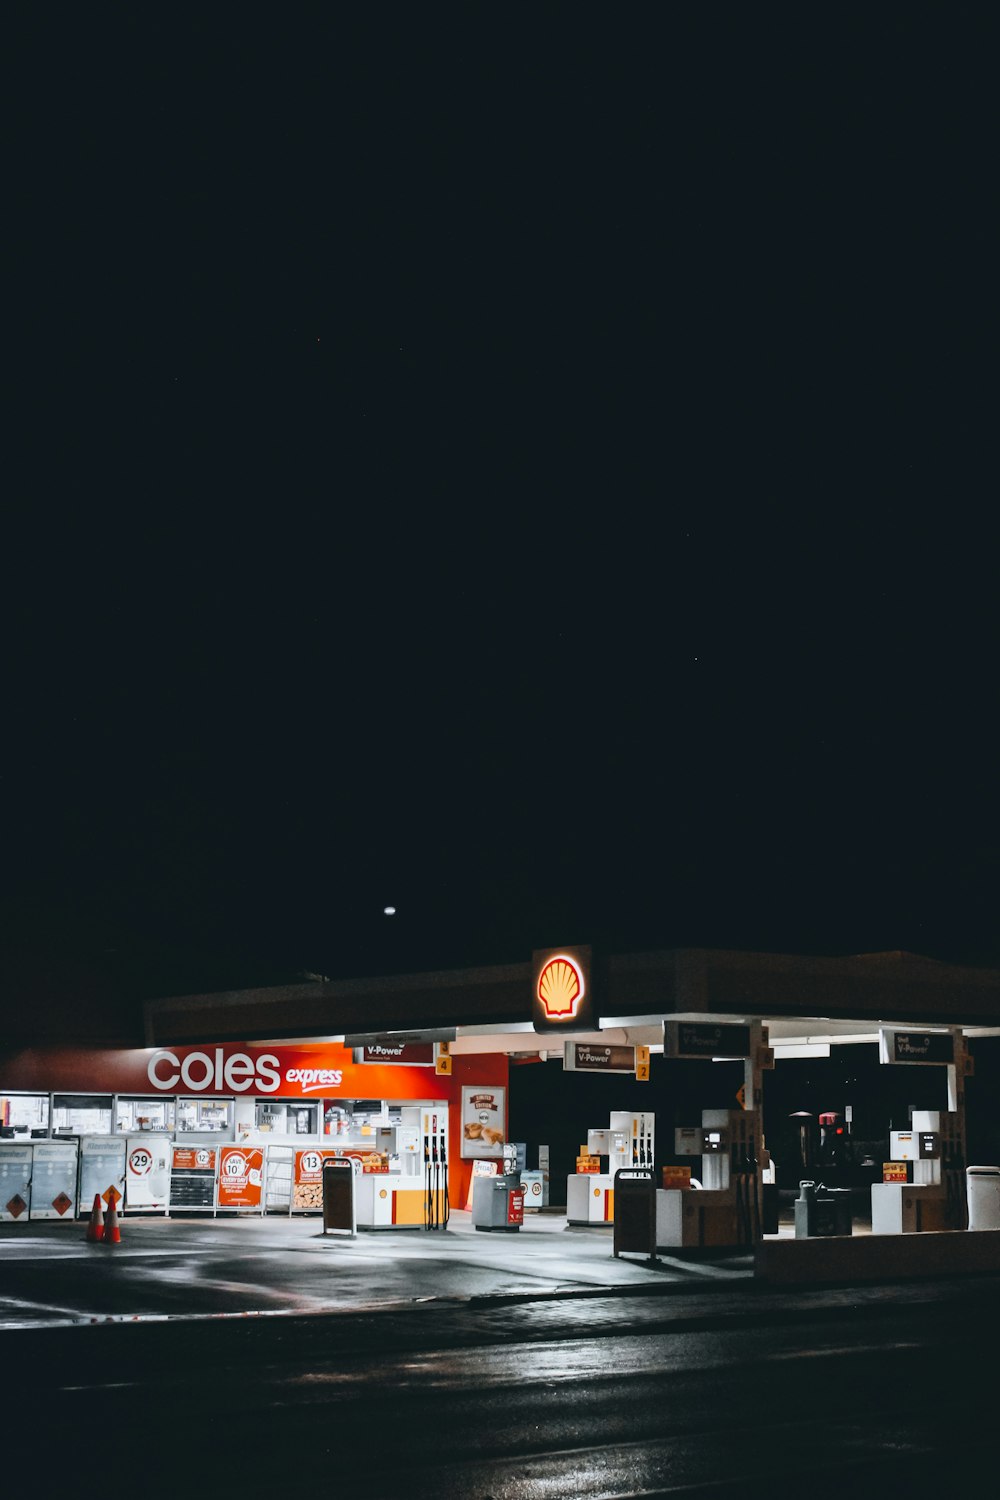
[536,956,585,1021]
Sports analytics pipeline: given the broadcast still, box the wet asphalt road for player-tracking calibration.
[4,1218,1000,1496]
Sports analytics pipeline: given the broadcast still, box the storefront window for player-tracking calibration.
[322,1098,392,1142]
[116,1097,175,1133]
[0,1094,49,1137]
[176,1098,232,1132]
[255,1101,318,1135]
[52,1095,113,1135]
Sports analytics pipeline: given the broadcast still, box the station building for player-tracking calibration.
[2,946,1000,1261]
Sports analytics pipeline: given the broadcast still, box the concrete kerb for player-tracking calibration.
[755,1226,1000,1285]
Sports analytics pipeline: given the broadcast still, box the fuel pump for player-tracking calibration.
[438,1112,449,1227]
[568,1113,655,1224]
[730,1110,759,1244]
[874,1110,964,1233]
[668,1108,760,1248]
[631,1113,653,1168]
[940,1111,966,1229]
[423,1112,433,1229]
[421,1112,450,1230]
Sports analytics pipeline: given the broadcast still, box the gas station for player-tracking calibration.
[3,945,1000,1282]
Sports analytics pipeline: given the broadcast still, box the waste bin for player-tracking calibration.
[966,1166,1000,1231]
[472,1172,524,1232]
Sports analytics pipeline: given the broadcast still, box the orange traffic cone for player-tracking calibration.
[85,1193,104,1243]
[103,1194,121,1246]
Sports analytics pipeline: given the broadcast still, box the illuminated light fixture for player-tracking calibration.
[383,906,396,916]
[536,954,585,1022]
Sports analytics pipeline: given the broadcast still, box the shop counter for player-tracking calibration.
[567,1173,614,1225]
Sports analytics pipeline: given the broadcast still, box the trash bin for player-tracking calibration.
[828,1188,853,1236]
[472,1172,524,1232]
[966,1166,1000,1231]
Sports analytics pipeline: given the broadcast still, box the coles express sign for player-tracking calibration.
[144,1044,448,1100]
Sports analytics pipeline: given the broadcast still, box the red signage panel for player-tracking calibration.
[218,1147,264,1209]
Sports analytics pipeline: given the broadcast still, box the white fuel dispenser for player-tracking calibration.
[657,1109,759,1248]
[568,1113,655,1224]
[872,1110,964,1233]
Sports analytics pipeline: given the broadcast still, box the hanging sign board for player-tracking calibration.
[564,1043,636,1074]
[665,1022,752,1059]
[169,1146,217,1212]
[461,1086,506,1159]
[218,1146,265,1210]
[434,1041,452,1075]
[879,1029,955,1066]
[352,1042,434,1066]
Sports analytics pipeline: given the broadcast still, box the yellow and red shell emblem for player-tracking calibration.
[536,955,585,1020]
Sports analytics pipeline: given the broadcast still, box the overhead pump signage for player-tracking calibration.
[665,1022,752,1059]
[564,1043,636,1074]
[531,945,595,1033]
[353,1042,434,1066]
[879,1029,955,1066]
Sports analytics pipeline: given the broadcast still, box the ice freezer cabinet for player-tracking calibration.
[567,1174,615,1225]
[0,1144,33,1221]
[29,1140,79,1220]
[0,1141,80,1223]
[78,1137,126,1216]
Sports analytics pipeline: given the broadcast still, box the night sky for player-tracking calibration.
[4,13,999,1034]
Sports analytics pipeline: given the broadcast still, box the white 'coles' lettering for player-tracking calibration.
[147,1049,282,1094]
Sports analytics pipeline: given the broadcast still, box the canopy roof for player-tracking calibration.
[142,948,1000,1048]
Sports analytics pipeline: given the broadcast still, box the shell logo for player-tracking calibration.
[536,955,585,1021]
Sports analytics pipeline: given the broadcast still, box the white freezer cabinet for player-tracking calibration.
[870,1183,951,1234]
[654,1188,746,1249]
[566,1174,614,1225]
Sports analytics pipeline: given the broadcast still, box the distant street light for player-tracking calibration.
[383,906,396,916]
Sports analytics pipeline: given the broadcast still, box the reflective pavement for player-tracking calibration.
[0,1207,754,1327]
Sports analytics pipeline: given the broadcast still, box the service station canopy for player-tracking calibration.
[140,949,1000,1059]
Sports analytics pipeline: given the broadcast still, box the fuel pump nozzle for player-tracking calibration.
[439,1118,449,1227]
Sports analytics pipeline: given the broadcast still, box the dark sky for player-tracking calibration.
[4,10,999,1018]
